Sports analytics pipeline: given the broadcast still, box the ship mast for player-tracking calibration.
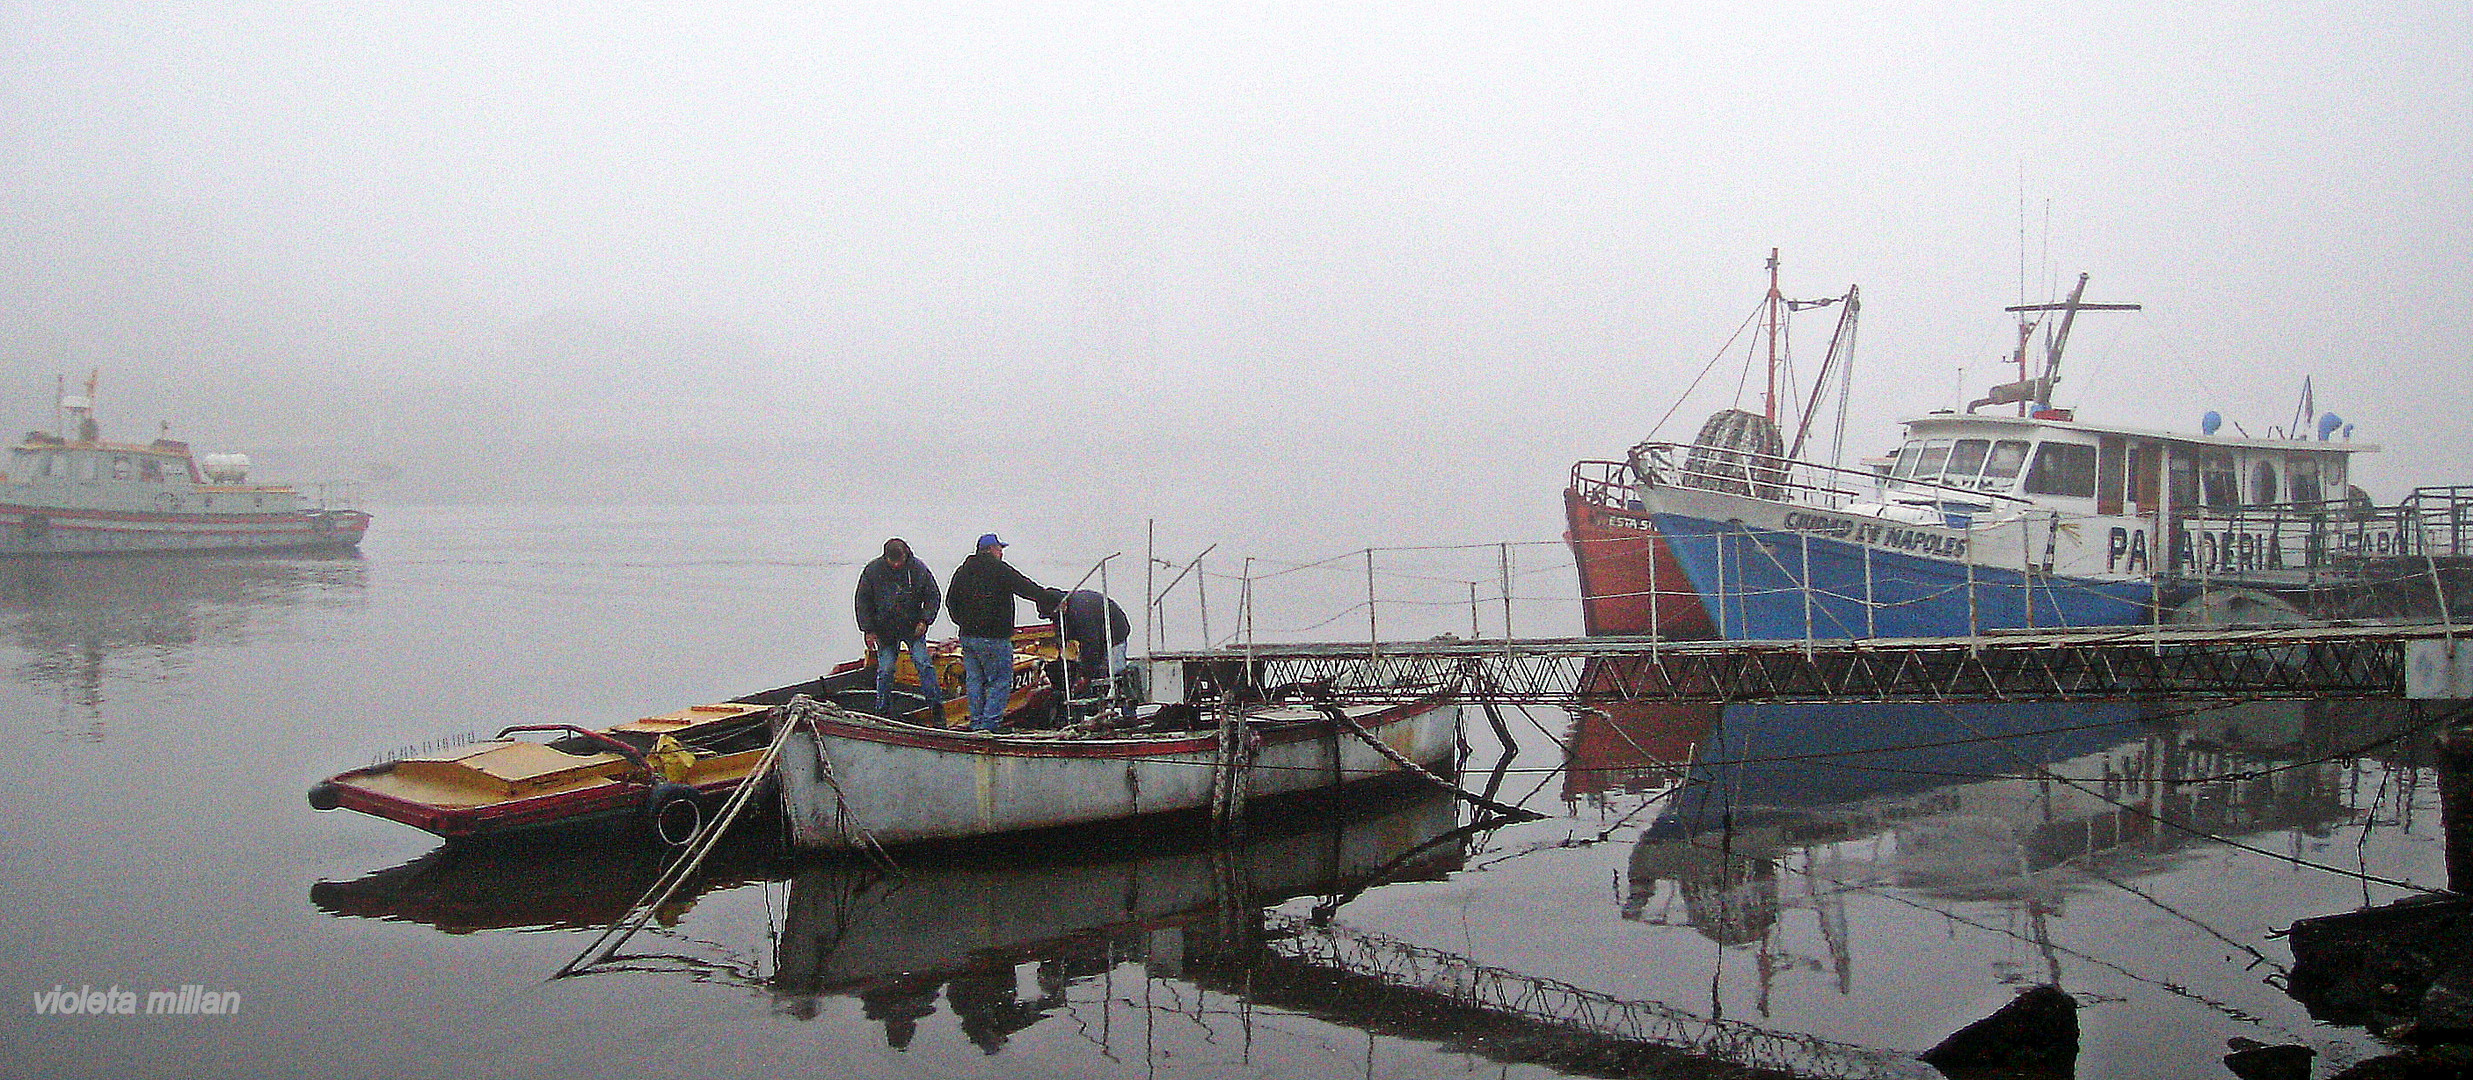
[2002,273,2140,414]
[1763,248,1782,422]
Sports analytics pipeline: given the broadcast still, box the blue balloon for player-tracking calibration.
[2201,410,2222,436]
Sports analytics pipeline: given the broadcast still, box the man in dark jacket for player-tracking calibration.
[1039,587,1135,723]
[854,537,944,720]
[946,533,1050,730]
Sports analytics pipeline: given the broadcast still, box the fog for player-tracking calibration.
[5,1,2467,546]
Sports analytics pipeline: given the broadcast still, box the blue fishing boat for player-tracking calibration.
[1567,254,2456,641]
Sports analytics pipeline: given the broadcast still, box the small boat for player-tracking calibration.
[308,626,1066,843]
[1567,254,2469,641]
[770,688,1463,853]
[3,373,371,555]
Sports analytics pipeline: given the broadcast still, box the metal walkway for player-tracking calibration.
[1153,622,2473,705]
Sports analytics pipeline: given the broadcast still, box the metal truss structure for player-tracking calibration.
[1158,623,2470,705]
[1257,912,1931,1079]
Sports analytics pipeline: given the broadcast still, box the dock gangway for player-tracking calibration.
[1150,622,2473,706]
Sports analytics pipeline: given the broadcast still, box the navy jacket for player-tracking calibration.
[946,553,1048,639]
[854,556,941,640]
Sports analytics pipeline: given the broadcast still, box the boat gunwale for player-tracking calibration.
[788,691,1454,760]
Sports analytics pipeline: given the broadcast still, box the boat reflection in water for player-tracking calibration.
[309,820,782,934]
[769,783,1468,1049]
[1618,699,2380,969]
[0,551,366,742]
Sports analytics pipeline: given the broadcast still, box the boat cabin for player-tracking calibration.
[1885,413,2381,576]
[7,435,206,487]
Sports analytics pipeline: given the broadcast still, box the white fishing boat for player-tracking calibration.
[2,374,370,556]
[771,690,1462,852]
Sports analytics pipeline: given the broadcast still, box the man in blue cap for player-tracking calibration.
[945,533,1052,730]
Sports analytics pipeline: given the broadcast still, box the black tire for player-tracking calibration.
[644,782,702,846]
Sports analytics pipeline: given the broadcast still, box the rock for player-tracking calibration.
[2223,1041,2313,1080]
[1920,985,2078,1075]
[2423,968,2473,1038]
[2286,895,2473,1029]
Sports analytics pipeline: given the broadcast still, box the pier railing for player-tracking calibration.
[1153,623,2472,706]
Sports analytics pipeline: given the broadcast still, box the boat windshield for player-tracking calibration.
[1981,440,2030,490]
[1943,439,1991,486]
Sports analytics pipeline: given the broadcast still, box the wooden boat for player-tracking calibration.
[771,687,1462,852]
[307,626,1066,843]
[3,372,369,555]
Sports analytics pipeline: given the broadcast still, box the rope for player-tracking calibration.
[1315,699,1543,822]
[555,698,807,977]
[787,697,900,872]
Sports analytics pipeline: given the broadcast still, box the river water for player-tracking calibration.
[0,503,2452,1079]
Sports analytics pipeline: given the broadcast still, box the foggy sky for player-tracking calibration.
[3,1,2467,536]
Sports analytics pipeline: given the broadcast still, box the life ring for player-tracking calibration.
[643,782,702,846]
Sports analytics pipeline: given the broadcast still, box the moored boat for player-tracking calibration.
[771,690,1462,852]
[1567,255,2467,641]
[3,374,369,555]
[308,625,1068,843]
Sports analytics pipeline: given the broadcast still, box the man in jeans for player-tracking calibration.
[945,533,1052,731]
[854,537,945,721]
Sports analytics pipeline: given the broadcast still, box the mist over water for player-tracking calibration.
[4,4,2470,1077]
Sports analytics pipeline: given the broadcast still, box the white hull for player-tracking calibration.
[0,501,368,556]
[774,697,1462,851]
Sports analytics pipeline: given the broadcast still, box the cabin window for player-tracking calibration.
[2248,460,2278,506]
[2200,452,2238,509]
[1889,442,1921,478]
[1981,440,2030,487]
[1944,439,1991,486]
[2169,453,2199,511]
[2289,458,2323,504]
[2096,436,2127,515]
[111,456,131,480]
[2022,442,2098,498]
[139,457,163,482]
[1909,440,1953,483]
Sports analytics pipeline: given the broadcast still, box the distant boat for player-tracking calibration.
[1,373,370,555]
[1566,253,2459,641]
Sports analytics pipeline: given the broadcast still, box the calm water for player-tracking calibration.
[0,504,2453,1079]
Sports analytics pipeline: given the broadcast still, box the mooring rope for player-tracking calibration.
[555,695,810,977]
[1317,701,1543,822]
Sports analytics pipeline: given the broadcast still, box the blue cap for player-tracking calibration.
[976,533,1005,549]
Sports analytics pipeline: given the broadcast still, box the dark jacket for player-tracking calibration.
[946,552,1047,639]
[1055,590,1130,662]
[854,556,941,640]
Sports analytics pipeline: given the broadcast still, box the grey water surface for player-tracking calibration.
[0,504,2450,1080]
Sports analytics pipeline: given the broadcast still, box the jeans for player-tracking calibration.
[959,636,1014,730]
[874,637,945,720]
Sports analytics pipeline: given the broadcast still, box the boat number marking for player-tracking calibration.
[1782,512,1967,558]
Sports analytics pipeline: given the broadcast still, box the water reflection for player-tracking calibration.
[1606,699,2441,1011]
[0,553,367,740]
[310,821,780,934]
[768,787,1467,1046]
